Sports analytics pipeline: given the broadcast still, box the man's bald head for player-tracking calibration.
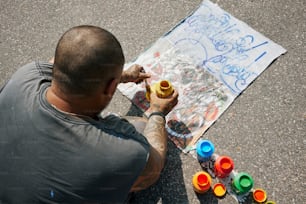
[52,25,125,96]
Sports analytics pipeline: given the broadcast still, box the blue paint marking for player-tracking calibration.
[166,3,273,95]
[255,51,267,62]
[220,74,238,94]
[251,41,268,50]
[50,190,54,198]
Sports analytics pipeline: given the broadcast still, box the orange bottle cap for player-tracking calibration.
[253,188,267,203]
[213,183,226,197]
[220,158,233,173]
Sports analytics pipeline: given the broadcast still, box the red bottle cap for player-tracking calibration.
[215,156,234,177]
[197,173,209,186]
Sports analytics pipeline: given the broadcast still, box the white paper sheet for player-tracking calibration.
[118,0,286,153]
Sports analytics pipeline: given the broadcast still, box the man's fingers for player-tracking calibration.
[139,66,145,72]
[49,57,55,64]
[139,72,151,79]
[171,89,179,100]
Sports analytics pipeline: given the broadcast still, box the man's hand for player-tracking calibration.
[49,57,54,64]
[147,89,179,116]
[120,64,151,83]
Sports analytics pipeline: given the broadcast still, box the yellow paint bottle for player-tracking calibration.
[192,171,212,193]
[146,80,174,101]
[154,80,174,98]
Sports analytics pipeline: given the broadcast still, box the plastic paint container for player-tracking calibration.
[213,183,226,198]
[192,171,212,193]
[253,188,267,203]
[153,80,174,98]
[232,172,254,195]
[196,140,215,162]
[214,156,234,178]
[265,201,276,204]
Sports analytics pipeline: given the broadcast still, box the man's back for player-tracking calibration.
[0,62,149,203]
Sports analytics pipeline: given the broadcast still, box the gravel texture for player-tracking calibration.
[1,1,305,203]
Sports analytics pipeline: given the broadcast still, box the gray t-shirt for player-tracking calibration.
[0,62,150,204]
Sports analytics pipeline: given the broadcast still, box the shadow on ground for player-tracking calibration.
[130,140,189,204]
[124,103,188,203]
[125,104,221,204]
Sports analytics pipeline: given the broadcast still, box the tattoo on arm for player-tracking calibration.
[143,115,167,164]
[130,115,167,192]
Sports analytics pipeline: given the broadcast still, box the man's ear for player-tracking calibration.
[104,78,119,96]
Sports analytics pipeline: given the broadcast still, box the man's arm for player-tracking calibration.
[130,113,167,191]
[130,90,178,192]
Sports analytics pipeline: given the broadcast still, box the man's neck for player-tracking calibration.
[46,86,100,118]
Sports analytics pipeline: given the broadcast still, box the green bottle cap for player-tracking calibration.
[232,172,254,194]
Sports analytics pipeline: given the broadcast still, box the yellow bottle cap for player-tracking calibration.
[213,183,226,197]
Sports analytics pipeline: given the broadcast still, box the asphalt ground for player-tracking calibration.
[1,0,305,203]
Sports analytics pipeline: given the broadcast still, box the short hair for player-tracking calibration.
[52,25,125,96]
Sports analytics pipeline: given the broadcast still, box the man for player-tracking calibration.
[0,25,178,203]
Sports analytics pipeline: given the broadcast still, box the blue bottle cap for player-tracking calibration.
[196,140,215,161]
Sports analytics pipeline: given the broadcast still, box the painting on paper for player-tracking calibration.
[118,0,286,153]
